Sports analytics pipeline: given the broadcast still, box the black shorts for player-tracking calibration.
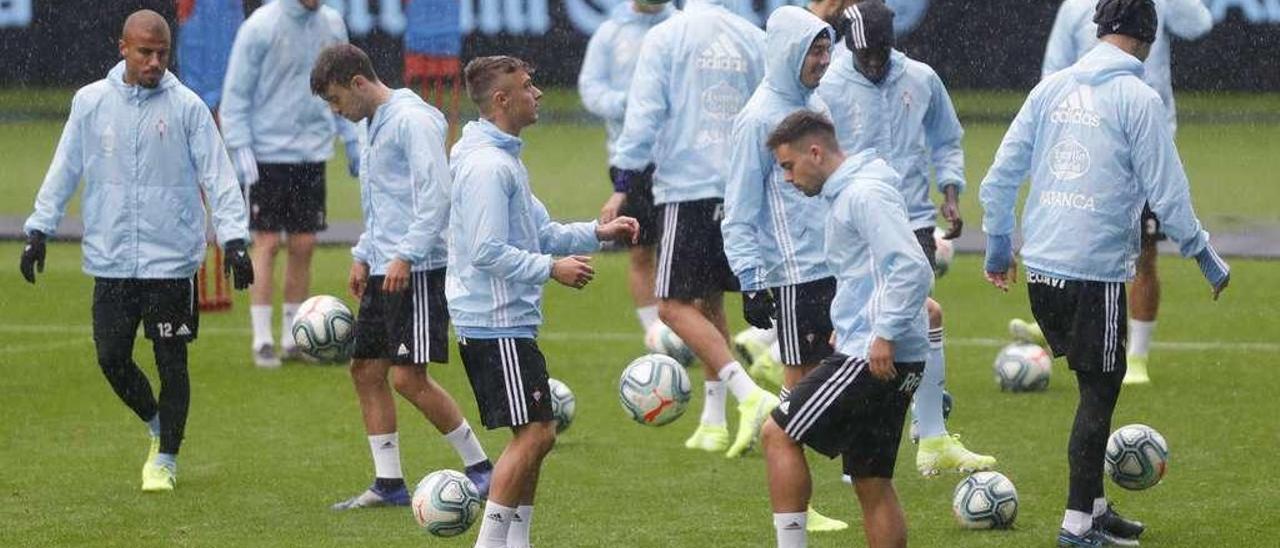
[458,337,554,429]
[771,277,836,366]
[1027,271,1127,374]
[1140,203,1166,243]
[352,269,449,365]
[771,353,924,479]
[248,162,327,233]
[914,227,938,272]
[611,165,660,247]
[92,277,199,343]
[655,198,739,300]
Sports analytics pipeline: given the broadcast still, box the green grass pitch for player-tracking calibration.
[1,90,1279,546]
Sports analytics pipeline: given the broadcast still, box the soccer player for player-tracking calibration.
[579,0,676,337]
[1036,0,1214,385]
[611,0,777,459]
[308,43,493,511]
[980,1,1229,544]
[816,0,995,477]
[761,110,932,548]
[450,56,639,548]
[221,0,361,367]
[19,10,253,492]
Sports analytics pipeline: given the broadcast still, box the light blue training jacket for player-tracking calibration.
[817,47,965,231]
[352,89,450,275]
[823,151,933,363]
[1042,0,1213,134]
[980,42,1212,283]
[610,0,766,205]
[24,62,249,279]
[220,0,357,162]
[578,1,676,159]
[722,6,832,292]
[446,120,601,339]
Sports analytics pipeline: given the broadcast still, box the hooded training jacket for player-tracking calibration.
[1042,0,1213,134]
[578,1,676,159]
[823,150,932,363]
[610,0,766,205]
[817,47,965,231]
[352,89,450,275]
[220,0,357,162]
[722,6,833,291]
[447,120,601,339]
[980,42,1212,283]
[24,62,249,279]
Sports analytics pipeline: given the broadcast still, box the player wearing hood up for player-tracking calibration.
[980,1,1228,545]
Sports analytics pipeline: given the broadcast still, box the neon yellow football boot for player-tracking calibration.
[684,423,731,453]
[726,389,780,458]
[916,434,996,477]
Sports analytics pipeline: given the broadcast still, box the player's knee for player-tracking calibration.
[926,299,943,327]
[390,367,429,396]
[95,337,133,369]
[656,299,689,326]
[629,246,656,270]
[761,419,788,452]
[348,359,386,387]
[518,421,557,456]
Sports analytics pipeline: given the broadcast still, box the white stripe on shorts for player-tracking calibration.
[500,339,528,425]
[411,271,429,364]
[784,357,866,441]
[656,204,679,298]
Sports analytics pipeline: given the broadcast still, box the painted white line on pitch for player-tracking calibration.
[0,325,1274,352]
[0,338,92,355]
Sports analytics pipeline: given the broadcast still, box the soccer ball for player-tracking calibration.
[993,343,1052,392]
[1105,424,1169,490]
[547,378,576,433]
[290,295,356,362]
[412,470,483,537]
[952,471,1019,529]
[933,227,955,277]
[619,354,692,426]
[644,322,695,367]
[909,389,953,444]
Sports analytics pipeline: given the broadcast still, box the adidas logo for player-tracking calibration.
[778,401,790,415]
[511,514,523,523]
[487,512,504,523]
[380,441,396,449]
[697,33,747,73]
[175,324,191,337]
[1051,86,1101,128]
[397,343,410,356]
[784,521,803,530]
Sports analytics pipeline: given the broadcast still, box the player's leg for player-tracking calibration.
[1126,213,1160,385]
[280,231,316,359]
[914,298,995,475]
[136,278,201,492]
[280,162,326,361]
[477,421,556,548]
[505,447,542,548]
[619,165,661,334]
[248,230,281,366]
[762,418,812,547]
[852,478,908,548]
[846,360,922,548]
[92,279,162,486]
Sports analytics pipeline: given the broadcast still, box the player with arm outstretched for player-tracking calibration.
[980,2,1228,545]
[19,10,252,492]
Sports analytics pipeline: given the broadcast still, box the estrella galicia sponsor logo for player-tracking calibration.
[1048,138,1091,181]
[701,81,746,121]
[1051,87,1101,128]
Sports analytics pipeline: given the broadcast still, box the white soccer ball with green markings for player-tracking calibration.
[548,378,576,433]
[952,471,1019,529]
[993,343,1052,392]
[1105,424,1169,490]
[412,470,482,537]
[933,227,955,277]
[290,295,355,362]
[619,354,692,426]
[644,322,695,366]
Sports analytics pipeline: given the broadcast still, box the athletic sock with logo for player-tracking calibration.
[700,381,727,426]
[915,328,948,440]
[444,421,488,467]
[507,505,534,548]
[718,361,760,401]
[773,511,808,548]
[367,432,403,486]
[281,302,300,351]
[250,305,274,348]
[475,501,516,548]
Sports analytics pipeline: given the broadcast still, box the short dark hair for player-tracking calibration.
[463,55,534,109]
[767,110,839,151]
[310,43,378,96]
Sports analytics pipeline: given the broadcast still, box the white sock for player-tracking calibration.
[636,305,659,332]
[700,381,727,426]
[367,432,403,479]
[444,421,488,467]
[1129,319,1155,358]
[914,329,948,440]
[507,505,534,548]
[475,501,516,548]
[769,340,782,363]
[1062,509,1093,536]
[718,361,760,401]
[250,305,274,348]
[773,511,808,548]
[1092,497,1108,518]
[281,302,301,349]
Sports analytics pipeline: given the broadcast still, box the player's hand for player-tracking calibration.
[231,148,258,186]
[868,337,897,381]
[1195,245,1230,301]
[985,257,1018,292]
[940,186,963,239]
[742,290,775,329]
[383,258,411,293]
[349,261,370,300]
[345,141,361,178]
[19,230,46,284]
[551,255,594,290]
[599,192,626,224]
[596,216,640,245]
[223,239,254,290]
[984,233,1015,292]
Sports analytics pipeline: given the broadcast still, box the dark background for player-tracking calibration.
[0,0,1275,91]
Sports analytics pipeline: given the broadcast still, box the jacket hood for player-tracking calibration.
[455,118,524,160]
[834,47,908,88]
[108,61,180,98]
[279,0,314,19]
[1073,41,1145,85]
[369,88,428,137]
[611,1,676,24]
[763,6,833,102]
[822,149,897,199]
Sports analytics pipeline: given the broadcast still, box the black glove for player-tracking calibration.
[742,290,776,329]
[223,239,254,290]
[19,230,46,284]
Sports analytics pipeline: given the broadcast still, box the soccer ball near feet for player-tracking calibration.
[1105,424,1169,490]
[952,471,1019,529]
[290,295,355,362]
[619,354,692,426]
[412,470,483,537]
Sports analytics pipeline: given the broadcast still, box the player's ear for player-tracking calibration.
[118,38,128,59]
